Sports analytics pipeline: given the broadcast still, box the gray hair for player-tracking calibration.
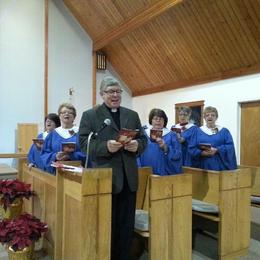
[179,106,192,116]
[203,106,218,118]
[100,76,120,93]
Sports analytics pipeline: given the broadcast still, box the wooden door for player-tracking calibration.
[17,123,38,154]
[240,101,260,166]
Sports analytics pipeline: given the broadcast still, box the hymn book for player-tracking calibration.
[62,142,76,153]
[116,128,139,145]
[198,143,212,151]
[170,127,181,134]
[150,129,163,142]
[32,138,44,150]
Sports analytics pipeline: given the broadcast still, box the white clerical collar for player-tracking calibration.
[145,125,170,137]
[55,126,79,139]
[200,125,223,135]
[175,123,194,130]
[111,108,118,113]
[42,131,48,139]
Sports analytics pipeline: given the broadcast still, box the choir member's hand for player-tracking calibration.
[107,140,123,153]
[56,151,70,161]
[201,147,217,157]
[28,163,34,171]
[124,140,138,152]
[156,138,168,153]
[177,134,185,143]
[211,147,218,155]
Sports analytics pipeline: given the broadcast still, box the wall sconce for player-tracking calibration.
[96,52,106,70]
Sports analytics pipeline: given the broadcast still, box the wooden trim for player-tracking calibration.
[44,0,49,116]
[132,64,260,97]
[175,100,204,108]
[92,51,97,106]
[0,153,27,158]
[93,0,183,51]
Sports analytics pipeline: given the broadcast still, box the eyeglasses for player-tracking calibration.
[179,113,189,117]
[60,111,74,115]
[103,89,123,95]
[152,116,164,122]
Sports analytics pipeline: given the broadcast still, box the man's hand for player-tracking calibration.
[124,140,138,153]
[107,140,123,153]
[56,151,70,161]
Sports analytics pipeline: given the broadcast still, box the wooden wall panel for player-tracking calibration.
[65,0,260,96]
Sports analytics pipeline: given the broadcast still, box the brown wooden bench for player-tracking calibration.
[132,167,192,260]
[183,166,251,260]
[240,165,260,208]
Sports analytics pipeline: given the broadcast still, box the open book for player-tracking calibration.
[150,129,163,142]
[116,128,139,145]
[62,142,76,153]
[199,143,212,151]
[171,127,181,134]
[32,138,44,150]
[51,161,83,173]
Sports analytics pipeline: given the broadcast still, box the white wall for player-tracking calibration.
[0,0,92,163]
[0,0,44,162]
[133,73,260,162]
[48,0,92,125]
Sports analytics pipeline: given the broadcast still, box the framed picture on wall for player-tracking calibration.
[175,100,205,126]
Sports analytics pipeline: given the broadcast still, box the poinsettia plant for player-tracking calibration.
[0,213,48,251]
[0,179,34,210]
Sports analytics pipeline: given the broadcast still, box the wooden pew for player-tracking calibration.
[21,162,112,260]
[133,168,192,260]
[240,165,260,208]
[183,167,251,260]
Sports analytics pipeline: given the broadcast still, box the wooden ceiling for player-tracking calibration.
[64,0,260,96]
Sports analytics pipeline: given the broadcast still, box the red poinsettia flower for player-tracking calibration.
[0,213,48,251]
[0,179,34,210]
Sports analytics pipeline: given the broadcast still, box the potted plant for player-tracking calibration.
[0,179,34,219]
[0,213,48,259]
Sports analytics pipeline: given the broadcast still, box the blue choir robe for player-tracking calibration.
[172,123,198,167]
[188,125,237,170]
[27,132,48,170]
[137,126,182,175]
[41,126,86,174]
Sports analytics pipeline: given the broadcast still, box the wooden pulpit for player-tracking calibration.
[22,163,112,260]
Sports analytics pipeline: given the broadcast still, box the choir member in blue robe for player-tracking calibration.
[41,103,86,174]
[138,108,182,175]
[189,106,237,170]
[27,113,60,170]
[171,106,198,167]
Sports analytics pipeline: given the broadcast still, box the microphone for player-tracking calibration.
[95,118,111,136]
[85,119,111,168]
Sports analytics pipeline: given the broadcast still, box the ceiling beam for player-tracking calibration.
[132,64,260,97]
[93,0,182,51]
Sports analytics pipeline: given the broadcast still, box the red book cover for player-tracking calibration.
[171,127,181,133]
[32,138,44,150]
[62,142,76,153]
[116,128,139,145]
[150,129,163,142]
[199,143,212,151]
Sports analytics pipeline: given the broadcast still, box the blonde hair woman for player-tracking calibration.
[189,106,237,170]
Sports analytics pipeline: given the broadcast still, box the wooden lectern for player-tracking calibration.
[22,163,112,260]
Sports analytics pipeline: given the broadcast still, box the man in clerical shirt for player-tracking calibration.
[79,76,147,260]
